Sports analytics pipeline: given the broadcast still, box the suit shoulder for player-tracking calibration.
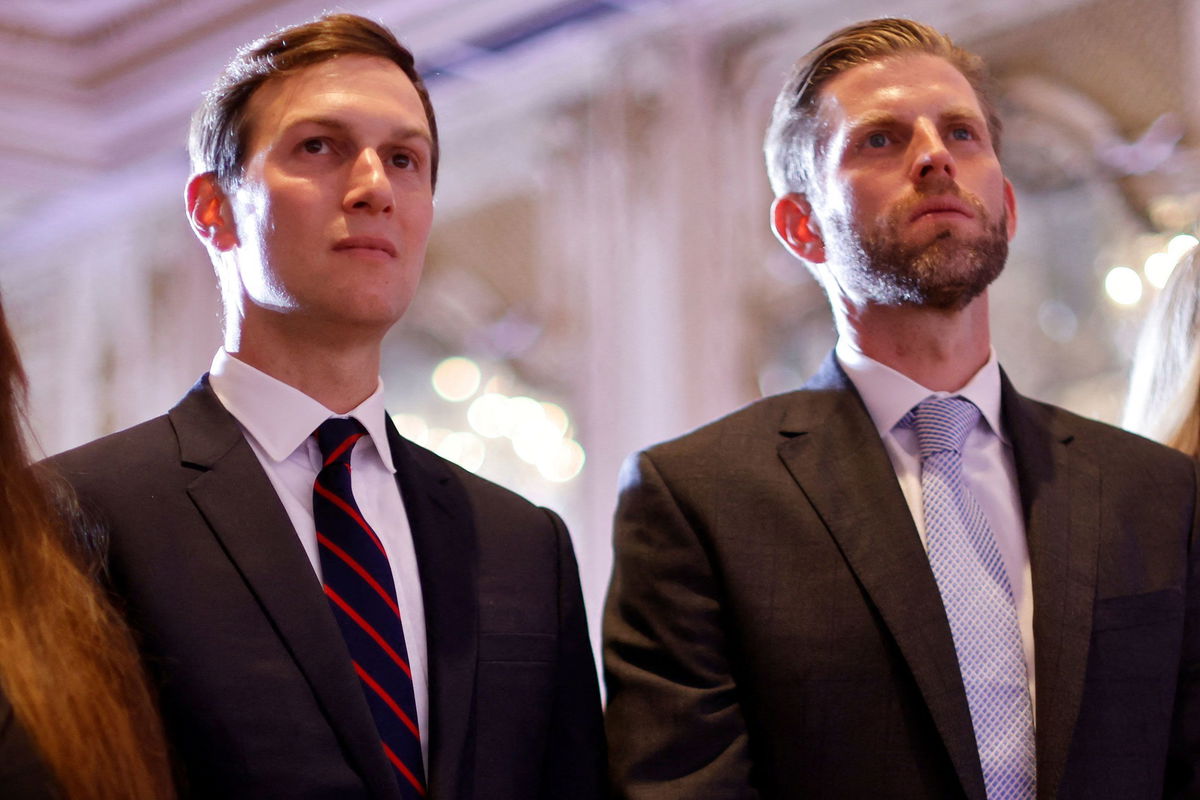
[42,414,188,534]
[639,389,824,463]
[402,437,558,523]
[400,440,574,580]
[47,414,177,478]
[1021,397,1196,476]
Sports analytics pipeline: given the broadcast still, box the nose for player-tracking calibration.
[908,121,956,186]
[343,149,394,214]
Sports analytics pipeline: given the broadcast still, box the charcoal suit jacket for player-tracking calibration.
[604,354,1200,799]
[51,376,605,800]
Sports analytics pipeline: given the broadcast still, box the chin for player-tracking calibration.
[912,284,986,312]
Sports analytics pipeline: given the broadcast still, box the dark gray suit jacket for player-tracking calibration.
[604,355,1200,799]
[51,376,605,800]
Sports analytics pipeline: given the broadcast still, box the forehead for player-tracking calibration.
[242,54,428,149]
[816,53,984,130]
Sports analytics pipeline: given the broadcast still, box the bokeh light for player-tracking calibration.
[1144,252,1176,289]
[538,439,586,483]
[1167,234,1199,259]
[512,418,564,465]
[541,402,570,437]
[442,383,585,484]
[467,393,510,438]
[506,396,545,432]
[391,413,429,447]
[431,356,481,402]
[435,431,486,472]
[1104,266,1142,306]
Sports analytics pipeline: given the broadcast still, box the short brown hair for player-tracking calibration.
[763,18,1000,197]
[189,12,439,191]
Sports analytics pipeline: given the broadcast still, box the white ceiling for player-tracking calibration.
[0,0,669,230]
[0,0,1099,245]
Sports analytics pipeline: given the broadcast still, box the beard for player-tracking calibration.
[825,186,1009,312]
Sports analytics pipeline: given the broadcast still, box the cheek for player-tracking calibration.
[830,172,884,218]
[265,186,320,233]
[967,165,1007,203]
[401,198,435,244]
[411,189,435,219]
[230,189,268,244]
[820,188,874,237]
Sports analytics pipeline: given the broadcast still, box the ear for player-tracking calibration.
[1003,178,1018,241]
[186,172,239,251]
[771,193,826,263]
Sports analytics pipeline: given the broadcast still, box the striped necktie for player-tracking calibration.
[899,396,1036,800]
[313,417,426,797]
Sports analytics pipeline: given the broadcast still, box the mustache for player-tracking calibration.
[890,184,989,223]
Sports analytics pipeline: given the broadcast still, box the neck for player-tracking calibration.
[834,291,992,392]
[224,317,383,414]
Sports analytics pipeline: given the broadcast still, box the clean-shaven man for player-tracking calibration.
[53,14,604,800]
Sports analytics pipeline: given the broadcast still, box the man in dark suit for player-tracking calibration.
[51,13,604,800]
[603,18,1199,799]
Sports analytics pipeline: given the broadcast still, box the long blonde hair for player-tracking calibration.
[1124,245,1200,457]
[0,300,174,799]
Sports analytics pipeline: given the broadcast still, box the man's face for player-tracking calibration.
[215,54,434,341]
[804,53,1016,311]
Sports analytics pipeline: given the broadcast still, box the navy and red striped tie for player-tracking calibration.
[313,418,426,797]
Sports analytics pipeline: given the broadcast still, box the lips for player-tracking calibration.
[333,236,397,257]
[908,196,975,223]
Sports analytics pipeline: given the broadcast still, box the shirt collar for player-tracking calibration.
[208,349,396,472]
[834,338,1007,443]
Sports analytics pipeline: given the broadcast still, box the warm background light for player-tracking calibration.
[1104,266,1143,306]
[431,356,481,402]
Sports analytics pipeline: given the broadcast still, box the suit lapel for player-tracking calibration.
[388,420,479,800]
[1001,376,1099,799]
[778,355,987,800]
[168,379,402,800]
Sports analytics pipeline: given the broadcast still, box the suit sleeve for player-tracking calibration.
[1165,459,1200,798]
[603,451,759,800]
[539,507,608,800]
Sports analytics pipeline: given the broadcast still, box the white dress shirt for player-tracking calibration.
[835,339,1036,709]
[208,349,429,767]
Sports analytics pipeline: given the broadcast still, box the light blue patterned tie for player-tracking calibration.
[900,396,1036,800]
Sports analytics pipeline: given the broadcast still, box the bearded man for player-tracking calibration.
[603,18,1200,800]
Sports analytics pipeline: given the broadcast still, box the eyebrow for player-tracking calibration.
[845,110,899,132]
[283,115,433,147]
[845,106,985,133]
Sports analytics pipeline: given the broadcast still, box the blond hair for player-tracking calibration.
[1124,245,1200,457]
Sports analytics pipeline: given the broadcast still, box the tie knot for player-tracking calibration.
[900,396,981,459]
[314,417,367,467]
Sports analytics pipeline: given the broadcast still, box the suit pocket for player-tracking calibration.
[1092,587,1184,632]
[1086,587,1185,685]
[1065,586,1186,785]
[478,632,556,662]
[474,635,556,797]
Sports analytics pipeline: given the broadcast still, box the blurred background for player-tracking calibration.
[2,0,1198,649]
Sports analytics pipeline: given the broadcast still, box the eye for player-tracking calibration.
[866,132,890,149]
[301,138,330,155]
[390,151,414,169]
[949,126,974,142]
